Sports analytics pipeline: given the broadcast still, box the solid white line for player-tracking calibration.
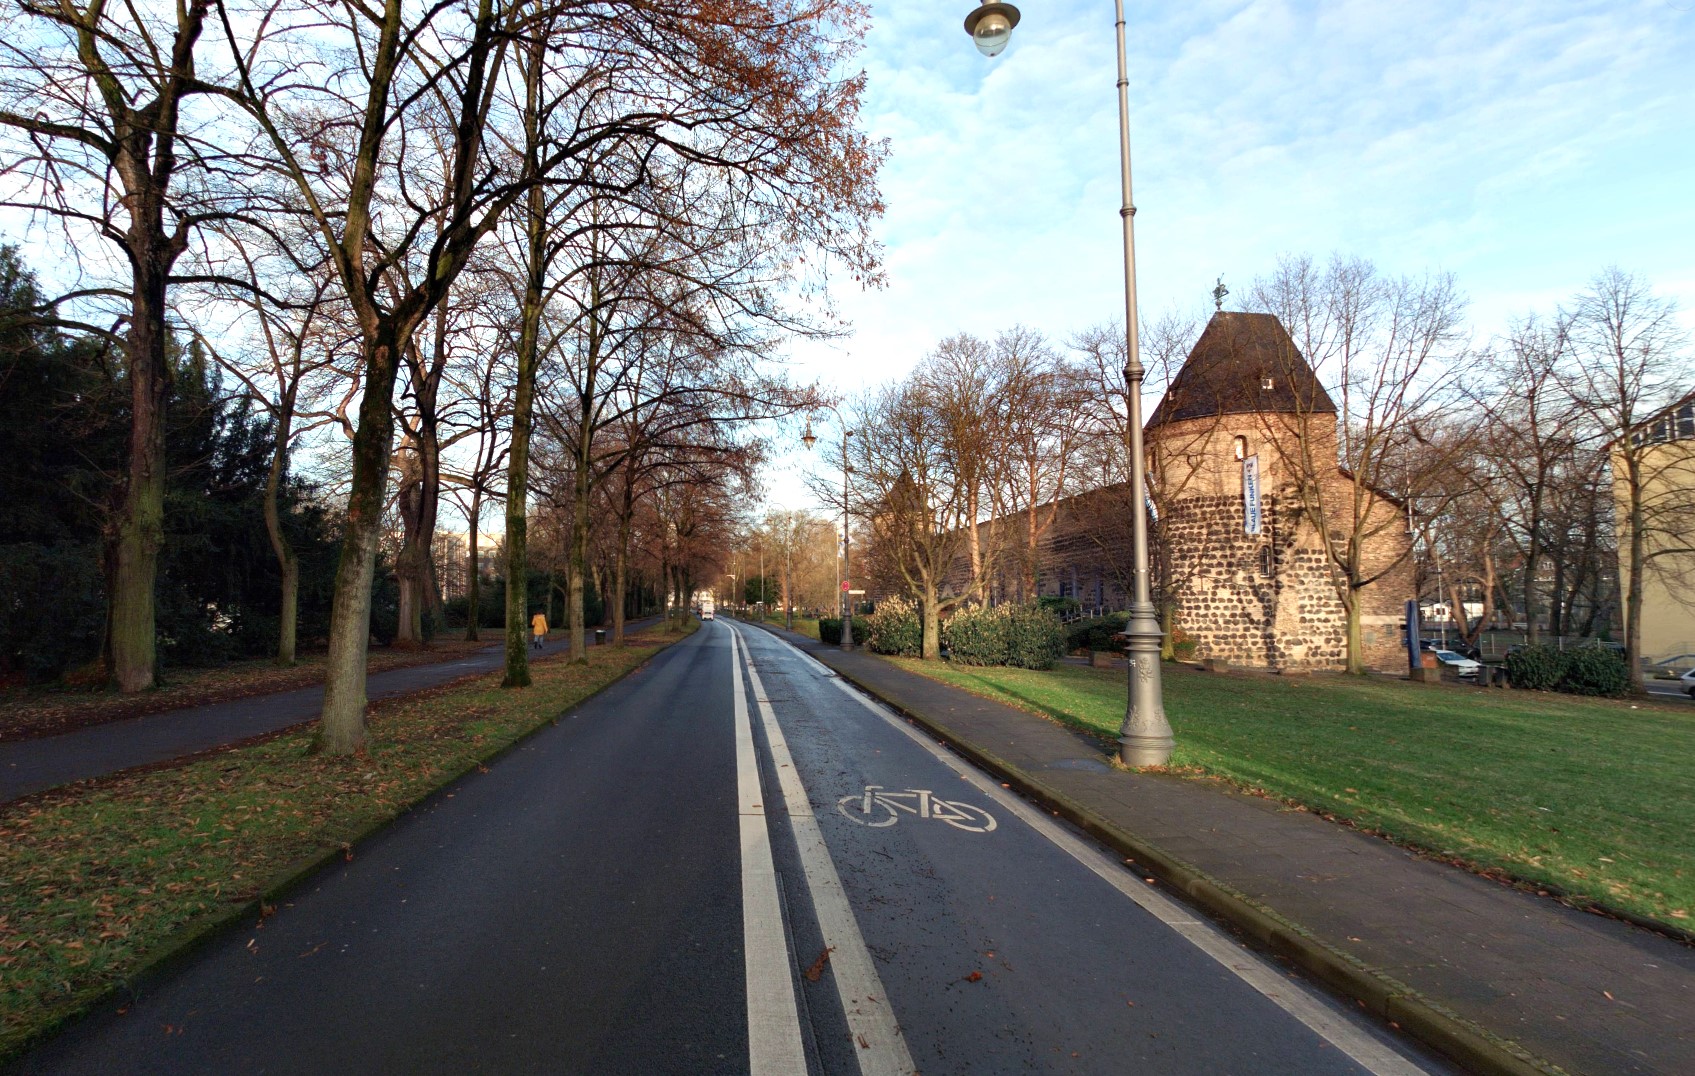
[729,625,809,1075]
[762,628,1431,1076]
[732,625,916,1076]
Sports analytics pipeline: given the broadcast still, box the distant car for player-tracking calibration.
[1681,668,1695,698]
[1432,649,1481,679]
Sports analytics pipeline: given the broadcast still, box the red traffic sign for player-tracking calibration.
[841,581,850,591]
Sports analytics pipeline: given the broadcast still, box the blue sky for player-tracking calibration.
[784,0,1695,405]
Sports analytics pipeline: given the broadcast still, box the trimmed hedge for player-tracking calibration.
[1504,644,1565,690]
[1560,647,1630,697]
[1504,643,1629,697]
[943,603,1065,670]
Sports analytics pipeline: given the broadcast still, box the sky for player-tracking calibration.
[768,0,1695,511]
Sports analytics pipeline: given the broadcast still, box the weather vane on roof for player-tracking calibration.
[1213,275,1229,311]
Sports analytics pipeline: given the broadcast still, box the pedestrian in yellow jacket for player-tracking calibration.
[530,610,548,649]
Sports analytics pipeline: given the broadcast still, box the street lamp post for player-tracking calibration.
[962,1,1172,766]
[803,415,855,652]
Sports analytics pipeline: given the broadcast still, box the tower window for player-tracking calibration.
[1232,435,1247,460]
[1261,376,1275,391]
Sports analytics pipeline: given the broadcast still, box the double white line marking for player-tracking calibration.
[730,625,914,1076]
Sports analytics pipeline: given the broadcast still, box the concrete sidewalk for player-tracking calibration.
[0,622,656,804]
[768,627,1694,1076]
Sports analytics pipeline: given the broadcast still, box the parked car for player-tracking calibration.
[1422,638,1481,661]
[1681,668,1695,698]
[1432,649,1482,679]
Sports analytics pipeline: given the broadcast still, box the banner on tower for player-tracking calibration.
[1243,454,1262,535]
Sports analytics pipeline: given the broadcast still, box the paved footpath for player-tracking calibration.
[765,626,1695,1076]
[0,625,654,805]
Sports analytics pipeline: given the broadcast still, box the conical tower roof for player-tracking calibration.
[1146,311,1335,429]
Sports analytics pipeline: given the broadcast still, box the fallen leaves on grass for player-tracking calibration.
[0,632,679,1057]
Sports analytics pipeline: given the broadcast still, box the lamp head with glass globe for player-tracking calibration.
[963,2,1020,57]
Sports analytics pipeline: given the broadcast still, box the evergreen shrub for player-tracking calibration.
[943,603,1063,669]
[818,617,861,646]
[1170,627,1198,661]
[1504,644,1566,691]
[1559,647,1629,697]
[1065,615,1126,653]
[1003,604,1064,669]
[941,606,1009,666]
[1038,595,1081,617]
[864,596,922,656]
[1505,647,1566,691]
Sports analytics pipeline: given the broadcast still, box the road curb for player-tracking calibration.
[0,629,689,1067]
[789,637,1565,1076]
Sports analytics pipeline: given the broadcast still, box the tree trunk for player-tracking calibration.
[612,519,630,645]
[318,330,406,755]
[394,453,424,648]
[921,581,941,660]
[568,449,592,662]
[502,207,546,685]
[262,402,299,665]
[1624,458,1646,692]
[109,263,173,693]
[1341,587,1364,675]
[464,487,481,641]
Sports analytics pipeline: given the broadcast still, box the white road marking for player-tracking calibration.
[731,626,916,1076]
[728,626,808,1075]
[836,787,997,832]
[756,627,1433,1076]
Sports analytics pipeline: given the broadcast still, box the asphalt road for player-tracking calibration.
[12,621,1449,1075]
[1643,680,1694,702]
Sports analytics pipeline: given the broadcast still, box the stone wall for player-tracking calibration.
[1153,415,1412,672]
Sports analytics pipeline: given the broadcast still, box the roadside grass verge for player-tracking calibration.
[758,614,820,641]
[1,636,501,743]
[887,657,1695,931]
[0,625,690,1058]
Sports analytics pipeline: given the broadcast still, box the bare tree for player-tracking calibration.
[849,376,982,659]
[186,236,347,664]
[1250,254,1468,673]
[1560,267,1692,688]
[0,0,237,690]
[1471,316,1579,641]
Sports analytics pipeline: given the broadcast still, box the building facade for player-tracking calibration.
[1613,391,1695,662]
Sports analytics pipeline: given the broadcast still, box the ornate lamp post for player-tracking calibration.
[802,415,855,652]
[962,1,1172,766]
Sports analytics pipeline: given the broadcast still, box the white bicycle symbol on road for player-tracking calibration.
[836,786,997,833]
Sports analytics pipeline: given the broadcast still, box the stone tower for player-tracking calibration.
[1146,311,1410,671]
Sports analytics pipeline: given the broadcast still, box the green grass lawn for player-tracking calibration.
[888,657,1695,931]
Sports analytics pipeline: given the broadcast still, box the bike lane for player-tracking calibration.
[730,622,1451,1076]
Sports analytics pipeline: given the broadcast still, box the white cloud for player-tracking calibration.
[786,0,1695,418]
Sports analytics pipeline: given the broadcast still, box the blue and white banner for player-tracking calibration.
[1243,454,1262,535]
